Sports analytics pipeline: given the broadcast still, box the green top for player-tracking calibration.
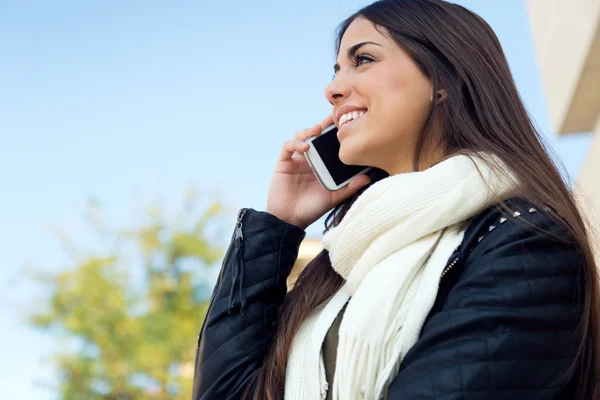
[322,302,348,400]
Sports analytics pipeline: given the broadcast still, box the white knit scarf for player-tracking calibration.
[284,153,519,400]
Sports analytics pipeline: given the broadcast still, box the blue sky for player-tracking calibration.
[0,0,594,398]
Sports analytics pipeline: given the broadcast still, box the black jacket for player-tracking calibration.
[192,198,586,399]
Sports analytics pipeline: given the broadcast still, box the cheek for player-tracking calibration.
[383,71,431,130]
[350,65,431,155]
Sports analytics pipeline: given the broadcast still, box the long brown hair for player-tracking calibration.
[250,1,600,398]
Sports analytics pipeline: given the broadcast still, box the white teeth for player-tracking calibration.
[339,110,366,128]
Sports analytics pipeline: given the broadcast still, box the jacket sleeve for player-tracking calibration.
[388,213,586,399]
[192,208,305,400]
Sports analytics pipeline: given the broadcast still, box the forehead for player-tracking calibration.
[338,17,389,50]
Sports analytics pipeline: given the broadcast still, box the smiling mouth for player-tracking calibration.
[339,111,367,130]
[339,111,367,129]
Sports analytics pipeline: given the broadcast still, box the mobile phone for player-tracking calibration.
[304,124,372,191]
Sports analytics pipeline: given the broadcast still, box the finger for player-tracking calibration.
[277,139,310,161]
[318,114,335,130]
[294,114,334,141]
[294,124,321,141]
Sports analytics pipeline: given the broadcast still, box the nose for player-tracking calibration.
[324,73,351,106]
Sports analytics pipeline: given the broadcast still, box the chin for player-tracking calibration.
[338,144,365,167]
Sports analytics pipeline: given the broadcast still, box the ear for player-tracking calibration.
[435,89,448,104]
[430,89,448,104]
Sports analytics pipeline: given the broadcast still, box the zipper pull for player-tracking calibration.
[228,243,247,315]
[235,208,247,240]
[235,222,243,241]
[228,208,248,314]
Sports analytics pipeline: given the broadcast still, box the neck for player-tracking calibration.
[385,145,448,175]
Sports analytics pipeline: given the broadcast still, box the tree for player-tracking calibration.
[29,190,227,399]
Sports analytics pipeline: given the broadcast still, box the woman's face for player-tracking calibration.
[324,17,437,175]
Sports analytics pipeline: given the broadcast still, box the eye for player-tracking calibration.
[332,53,375,80]
[352,53,375,67]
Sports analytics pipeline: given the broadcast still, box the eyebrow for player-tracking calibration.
[333,41,382,74]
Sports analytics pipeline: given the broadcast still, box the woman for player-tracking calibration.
[193,0,600,399]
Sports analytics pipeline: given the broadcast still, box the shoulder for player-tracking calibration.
[460,196,580,260]
[450,196,585,305]
[396,197,586,398]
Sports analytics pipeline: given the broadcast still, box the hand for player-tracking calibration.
[266,115,371,230]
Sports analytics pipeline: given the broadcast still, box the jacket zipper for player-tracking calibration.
[197,207,247,345]
[440,256,459,280]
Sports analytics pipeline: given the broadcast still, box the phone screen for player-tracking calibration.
[312,125,368,185]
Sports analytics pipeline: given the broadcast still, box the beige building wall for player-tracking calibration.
[527,0,600,134]
[287,238,323,291]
